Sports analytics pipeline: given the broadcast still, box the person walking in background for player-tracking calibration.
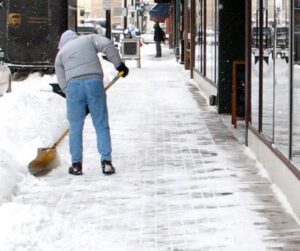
[55,30,129,176]
[153,22,165,58]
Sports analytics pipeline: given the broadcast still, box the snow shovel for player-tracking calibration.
[28,71,124,176]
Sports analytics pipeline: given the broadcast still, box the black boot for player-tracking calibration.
[69,162,83,175]
[101,160,115,175]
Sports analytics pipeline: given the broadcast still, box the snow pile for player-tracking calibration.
[0,64,11,95]
[0,73,68,203]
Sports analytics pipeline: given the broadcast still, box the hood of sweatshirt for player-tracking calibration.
[58,30,78,49]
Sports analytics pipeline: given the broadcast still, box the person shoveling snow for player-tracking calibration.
[55,30,129,176]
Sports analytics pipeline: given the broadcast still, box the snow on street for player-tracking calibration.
[0,44,299,250]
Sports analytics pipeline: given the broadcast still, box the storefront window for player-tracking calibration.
[206,0,215,82]
[262,0,275,141]
[195,0,205,75]
[251,0,290,155]
[292,0,300,165]
[251,0,259,128]
[194,0,218,84]
[195,0,201,73]
[274,0,290,156]
[215,1,219,84]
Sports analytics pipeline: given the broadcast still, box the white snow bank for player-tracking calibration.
[0,73,68,203]
[0,64,11,95]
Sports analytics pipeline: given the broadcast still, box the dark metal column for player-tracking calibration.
[245,0,252,145]
[258,0,263,132]
[124,0,127,29]
[218,0,246,114]
[106,9,111,39]
[190,0,196,78]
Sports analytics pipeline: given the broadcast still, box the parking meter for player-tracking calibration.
[0,48,5,63]
[0,48,12,94]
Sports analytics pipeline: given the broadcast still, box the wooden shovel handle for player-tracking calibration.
[104,71,124,91]
[51,128,69,149]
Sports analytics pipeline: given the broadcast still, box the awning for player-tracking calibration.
[149,3,170,23]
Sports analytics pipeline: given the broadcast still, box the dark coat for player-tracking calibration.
[153,24,165,43]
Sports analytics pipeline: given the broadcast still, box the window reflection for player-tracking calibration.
[194,0,218,84]
[292,1,300,165]
[195,0,205,75]
[251,0,290,151]
[262,0,274,141]
[251,0,259,128]
[206,0,216,82]
[195,0,201,73]
[274,0,289,156]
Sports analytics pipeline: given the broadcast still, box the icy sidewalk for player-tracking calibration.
[0,45,300,250]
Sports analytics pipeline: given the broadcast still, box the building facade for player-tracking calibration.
[166,0,300,218]
[77,0,124,28]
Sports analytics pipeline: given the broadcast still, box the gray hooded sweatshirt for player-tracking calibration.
[55,30,122,92]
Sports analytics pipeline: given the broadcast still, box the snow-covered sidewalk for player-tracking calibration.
[0,44,300,250]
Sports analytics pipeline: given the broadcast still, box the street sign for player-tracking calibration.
[122,8,128,17]
[114,7,127,17]
[114,7,122,16]
[128,5,135,12]
[121,38,141,68]
[103,0,111,10]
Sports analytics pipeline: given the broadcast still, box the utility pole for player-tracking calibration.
[103,0,111,39]
[135,0,140,31]
[106,9,111,39]
[131,0,134,25]
[124,0,127,29]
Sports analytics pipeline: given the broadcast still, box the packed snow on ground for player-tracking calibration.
[0,73,67,203]
[0,44,299,251]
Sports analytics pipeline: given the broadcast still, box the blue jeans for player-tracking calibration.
[66,77,111,163]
